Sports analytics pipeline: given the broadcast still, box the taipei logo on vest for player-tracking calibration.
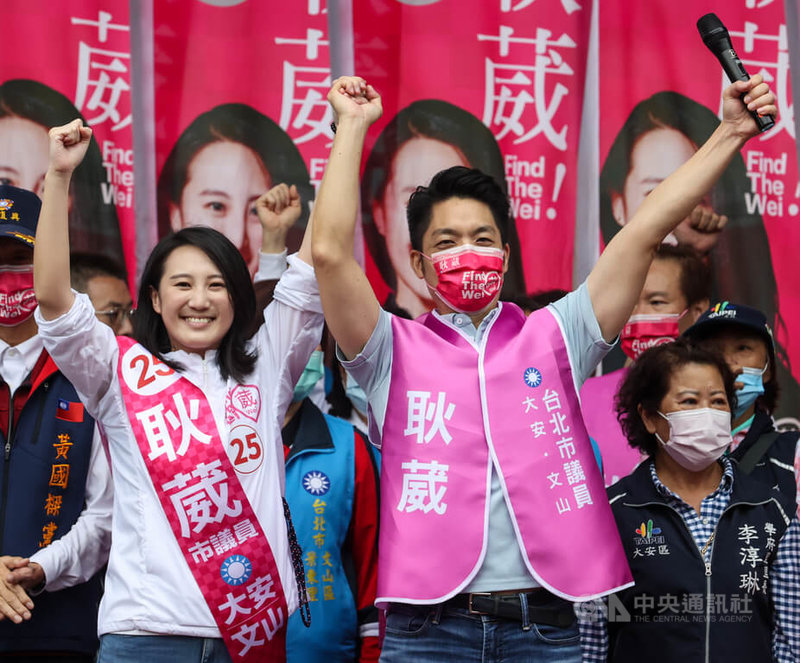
[523,367,543,388]
[303,470,330,496]
[220,554,253,586]
[634,519,664,545]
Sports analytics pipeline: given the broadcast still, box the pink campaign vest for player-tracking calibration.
[116,337,287,661]
[580,368,644,486]
[374,303,633,603]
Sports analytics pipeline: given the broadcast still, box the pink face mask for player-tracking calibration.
[656,408,732,472]
[620,312,683,360]
[423,244,505,314]
[0,265,36,327]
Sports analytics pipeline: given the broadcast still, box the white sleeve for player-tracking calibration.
[257,253,324,441]
[29,426,113,591]
[254,250,289,282]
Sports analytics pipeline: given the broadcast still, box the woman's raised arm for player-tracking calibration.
[34,119,92,320]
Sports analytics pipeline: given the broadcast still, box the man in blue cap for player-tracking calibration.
[683,301,799,510]
[0,184,112,661]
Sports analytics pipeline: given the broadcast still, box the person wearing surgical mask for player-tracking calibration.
[328,361,369,430]
[344,373,368,424]
[578,338,800,662]
[683,302,800,511]
[0,185,112,658]
[581,244,710,486]
[282,346,381,663]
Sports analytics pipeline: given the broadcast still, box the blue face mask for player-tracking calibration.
[345,377,368,416]
[734,363,767,418]
[293,350,324,403]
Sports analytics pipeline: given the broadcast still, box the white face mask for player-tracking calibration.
[655,408,732,472]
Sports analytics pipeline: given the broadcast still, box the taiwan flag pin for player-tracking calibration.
[56,398,84,423]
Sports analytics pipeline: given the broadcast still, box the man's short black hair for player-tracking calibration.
[653,244,711,307]
[70,252,128,293]
[406,166,510,252]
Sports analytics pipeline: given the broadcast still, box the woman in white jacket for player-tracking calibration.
[32,119,323,663]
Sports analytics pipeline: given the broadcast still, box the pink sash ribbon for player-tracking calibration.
[116,337,287,661]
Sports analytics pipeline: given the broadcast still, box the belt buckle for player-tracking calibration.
[467,592,492,615]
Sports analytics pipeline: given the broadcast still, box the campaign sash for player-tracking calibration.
[116,337,287,661]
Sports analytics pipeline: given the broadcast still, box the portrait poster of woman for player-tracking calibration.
[599,90,800,426]
[156,103,314,276]
[0,79,124,261]
[596,0,800,428]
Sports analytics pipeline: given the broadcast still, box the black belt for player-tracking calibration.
[391,591,576,628]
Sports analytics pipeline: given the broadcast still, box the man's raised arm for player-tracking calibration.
[588,75,776,342]
[311,76,383,360]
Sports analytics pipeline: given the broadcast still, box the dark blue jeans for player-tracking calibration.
[380,602,581,662]
[98,634,233,663]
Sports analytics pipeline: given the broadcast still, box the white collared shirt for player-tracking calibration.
[0,333,43,394]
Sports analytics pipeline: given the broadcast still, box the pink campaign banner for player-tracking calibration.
[0,0,135,284]
[598,0,800,424]
[152,0,332,275]
[353,0,591,319]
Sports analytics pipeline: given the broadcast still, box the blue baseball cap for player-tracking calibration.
[0,185,40,248]
[682,301,775,360]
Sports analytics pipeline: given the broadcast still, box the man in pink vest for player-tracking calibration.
[580,244,711,486]
[311,75,776,662]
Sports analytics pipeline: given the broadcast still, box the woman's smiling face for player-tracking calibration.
[150,244,234,355]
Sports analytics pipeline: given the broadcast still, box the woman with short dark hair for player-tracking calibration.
[579,339,800,662]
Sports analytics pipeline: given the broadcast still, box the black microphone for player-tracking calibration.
[697,13,775,132]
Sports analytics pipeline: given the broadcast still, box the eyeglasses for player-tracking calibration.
[94,306,135,329]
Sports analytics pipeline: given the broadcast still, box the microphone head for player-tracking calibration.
[697,13,731,50]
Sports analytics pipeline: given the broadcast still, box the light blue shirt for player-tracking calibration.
[342,283,614,593]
